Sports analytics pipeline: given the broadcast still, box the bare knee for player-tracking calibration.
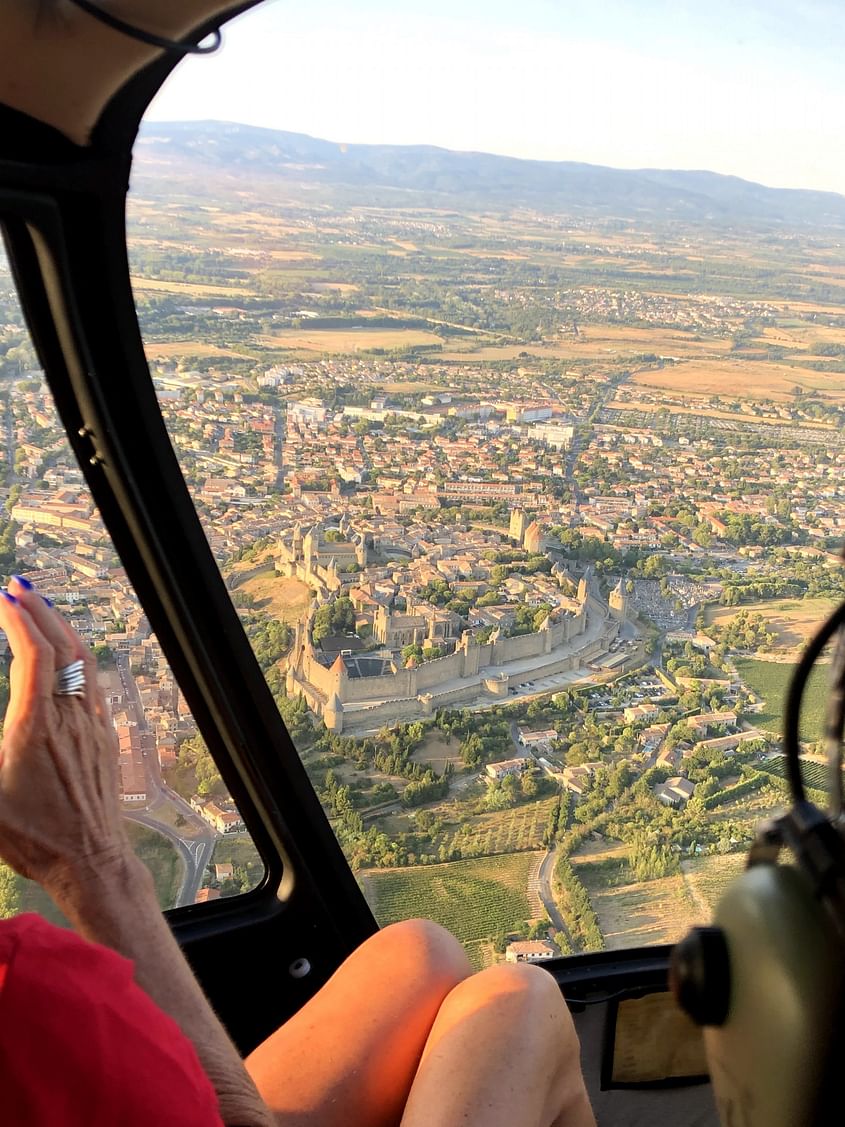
[438,962,578,1057]
[450,961,566,1011]
[361,918,473,987]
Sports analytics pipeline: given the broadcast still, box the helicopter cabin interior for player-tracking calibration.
[2,3,844,1125]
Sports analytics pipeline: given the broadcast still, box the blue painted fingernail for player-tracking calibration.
[42,596,54,608]
[11,575,33,590]
[1,591,18,604]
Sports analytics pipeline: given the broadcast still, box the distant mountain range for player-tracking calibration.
[135,120,845,228]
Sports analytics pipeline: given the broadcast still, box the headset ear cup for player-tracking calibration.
[670,926,730,1027]
[674,863,845,1127]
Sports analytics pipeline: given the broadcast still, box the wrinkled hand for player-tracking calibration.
[0,577,129,889]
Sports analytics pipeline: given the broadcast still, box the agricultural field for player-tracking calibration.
[572,842,701,949]
[632,358,845,401]
[735,657,828,742]
[364,852,540,964]
[431,795,558,857]
[132,277,259,298]
[607,395,838,430]
[758,754,834,797]
[706,598,836,655]
[572,845,764,949]
[257,327,445,354]
[141,340,249,360]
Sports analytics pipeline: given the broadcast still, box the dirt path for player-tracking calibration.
[679,859,712,919]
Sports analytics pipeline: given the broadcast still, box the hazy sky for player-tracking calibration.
[146,0,845,194]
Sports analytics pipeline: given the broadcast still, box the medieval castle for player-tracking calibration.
[277,512,629,734]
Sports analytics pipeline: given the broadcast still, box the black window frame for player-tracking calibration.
[0,79,379,1042]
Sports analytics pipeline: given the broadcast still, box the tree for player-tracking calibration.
[0,863,21,919]
[460,733,484,767]
[312,597,356,644]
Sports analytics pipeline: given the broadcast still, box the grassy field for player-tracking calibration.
[15,872,67,926]
[126,821,185,909]
[142,340,249,359]
[364,853,539,963]
[1,820,186,923]
[632,358,845,400]
[680,854,747,919]
[257,328,445,353]
[735,656,828,742]
[573,842,700,949]
[706,598,836,654]
[571,843,751,949]
[240,570,312,624]
[411,731,463,773]
[211,836,265,893]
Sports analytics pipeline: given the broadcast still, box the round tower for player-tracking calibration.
[324,691,344,733]
[609,577,628,621]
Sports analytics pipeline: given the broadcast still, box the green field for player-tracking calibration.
[365,853,539,960]
[735,657,828,742]
[758,754,834,798]
[126,821,184,909]
[210,835,266,893]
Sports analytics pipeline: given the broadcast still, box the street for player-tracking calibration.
[116,656,219,907]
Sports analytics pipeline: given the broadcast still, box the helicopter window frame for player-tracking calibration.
[0,166,376,955]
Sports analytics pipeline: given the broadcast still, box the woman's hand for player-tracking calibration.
[0,576,130,890]
[0,583,275,1125]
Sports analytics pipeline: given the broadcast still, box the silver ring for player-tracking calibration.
[55,659,86,697]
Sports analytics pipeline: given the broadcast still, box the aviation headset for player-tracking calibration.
[671,598,845,1125]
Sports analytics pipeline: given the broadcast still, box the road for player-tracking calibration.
[116,656,218,906]
[537,845,572,946]
[125,809,216,906]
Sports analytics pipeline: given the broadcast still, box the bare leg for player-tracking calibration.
[245,919,472,1127]
[400,963,596,1127]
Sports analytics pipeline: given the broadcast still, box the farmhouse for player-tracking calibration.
[517,727,558,750]
[688,711,738,736]
[486,758,530,781]
[505,940,559,963]
[562,762,604,796]
[639,722,670,749]
[654,777,696,807]
[624,703,659,724]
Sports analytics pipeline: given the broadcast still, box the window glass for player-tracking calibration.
[125,3,842,964]
[0,246,265,920]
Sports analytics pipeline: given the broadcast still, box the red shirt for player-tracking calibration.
[0,913,224,1126]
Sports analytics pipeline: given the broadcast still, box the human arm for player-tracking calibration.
[0,579,275,1127]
